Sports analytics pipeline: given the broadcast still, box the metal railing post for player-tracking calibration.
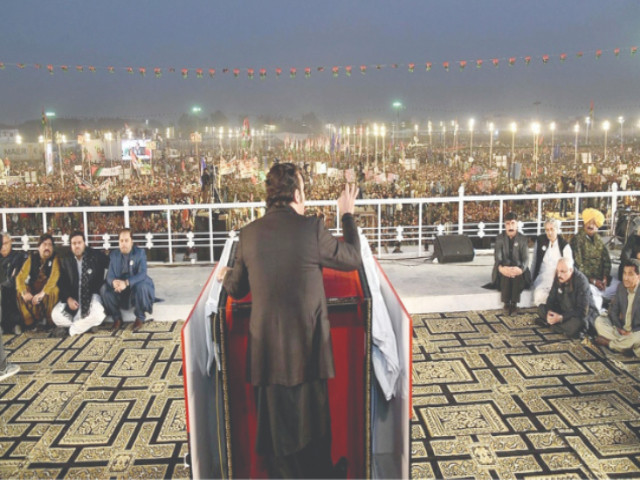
[377,204,382,255]
[42,212,47,233]
[499,200,504,234]
[83,212,89,245]
[418,201,423,257]
[123,196,130,228]
[537,197,542,235]
[167,209,173,264]
[2,213,6,232]
[610,183,618,235]
[574,194,580,234]
[458,185,464,235]
[209,208,214,263]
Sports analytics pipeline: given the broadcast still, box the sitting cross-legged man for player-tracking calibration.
[594,261,640,356]
[51,232,110,337]
[102,228,155,332]
[15,234,60,330]
[536,257,599,339]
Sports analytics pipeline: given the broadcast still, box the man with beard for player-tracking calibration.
[594,261,640,356]
[490,212,530,315]
[536,257,598,339]
[571,208,618,311]
[51,232,109,336]
[102,228,155,332]
[0,232,27,334]
[531,219,572,305]
[15,234,60,330]
[218,163,360,479]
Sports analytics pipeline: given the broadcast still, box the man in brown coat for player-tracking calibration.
[218,163,361,478]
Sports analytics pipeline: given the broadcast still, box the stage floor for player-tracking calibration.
[1,308,640,478]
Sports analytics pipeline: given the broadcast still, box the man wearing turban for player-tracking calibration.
[570,208,618,311]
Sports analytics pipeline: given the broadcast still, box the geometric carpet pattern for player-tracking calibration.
[0,321,189,479]
[411,309,640,480]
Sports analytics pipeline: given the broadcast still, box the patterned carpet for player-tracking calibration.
[0,321,189,479]
[411,309,640,480]
[4,310,640,479]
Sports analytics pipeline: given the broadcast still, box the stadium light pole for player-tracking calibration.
[585,116,591,146]
[573,123,580,170]
[468,118,475,160]
[488,122,494,167]
[602,120,610,162]
[392,101,402,147]
[549,122,556,164]
[427,121,432,148]
[191,106,202,160]
[531,122,541,177]
[618,116,624,157]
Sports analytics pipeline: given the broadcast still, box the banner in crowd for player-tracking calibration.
[96,166,123,177]
[345,168,355,182]
[315,162,327,175]
[403,158,417,170]
[327,167,343,179]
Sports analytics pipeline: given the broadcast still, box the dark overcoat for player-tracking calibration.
[223,206,361,387]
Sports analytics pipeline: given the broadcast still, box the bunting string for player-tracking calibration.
[1,46,636,80]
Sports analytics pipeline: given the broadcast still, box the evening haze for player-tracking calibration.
[1,0,639,125]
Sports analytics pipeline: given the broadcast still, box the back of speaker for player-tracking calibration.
[434,235,475,263]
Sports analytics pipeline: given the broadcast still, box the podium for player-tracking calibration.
[182,236,411,479]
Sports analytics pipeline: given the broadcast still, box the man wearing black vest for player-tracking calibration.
[52,232,109,337]
[218,163,361,478]
[491,212,530,315]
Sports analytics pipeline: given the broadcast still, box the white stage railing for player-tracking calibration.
[1,184,637,263]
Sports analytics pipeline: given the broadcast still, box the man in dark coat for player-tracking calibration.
[491,212,530,314]
[102,228,155,332]
[218,163,361,479]
[0,232,27,334]
[52,232,109,336]
[537,257,598,339]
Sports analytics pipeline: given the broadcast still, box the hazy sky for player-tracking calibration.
[1,0,639,125]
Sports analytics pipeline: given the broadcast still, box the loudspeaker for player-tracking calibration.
[434,235,475,263]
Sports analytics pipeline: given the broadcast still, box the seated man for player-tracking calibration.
[618,219,640,281]
[594,261,640,356]
[102,228,155,332]
[0,232,27,334]
[531,218,572,305]
[536,257,599,339]
[15,234,60,330]
[491,212,530,315]
[52,232,110,336]
[571,208,618,311]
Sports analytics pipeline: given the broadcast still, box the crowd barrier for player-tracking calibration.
[1,184,637,263]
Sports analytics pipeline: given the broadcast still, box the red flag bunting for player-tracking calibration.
[181,68,188,78]
[233,68,240,78]
[524,56,531,65]
[196,68,203,78]
[89,66,96,73]
[332,66,339,77]
[209,68,215,78]
[107,66,114,73]
[290,67,296,78]
[304,67,311,78]
[154,67,162,77]
[126,67,133,74]
[76,65,83,72]
[139,67,146,76]
[247,68,254,79]
[542,55,549,63]
[47,64,53,74]
[632,46,638,55]
[492,58,499,67]
[595,50,602,58]
[408,63,415,72]
[345,65,352,76]
[442,61,449,71]
[576,51,583,58]
[614,48,620,57]
[560,53,567,62]
[259,68,266,79]
[476,59,483,68]
[61,65,69,72]
[508,57,516,66]
[360,65,367,74]
[425,62,432,71]
[458,60,466,70]
[275,67,282,77]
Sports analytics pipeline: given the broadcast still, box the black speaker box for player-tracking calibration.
[434,235,475,263]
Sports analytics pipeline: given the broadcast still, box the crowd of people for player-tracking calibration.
[1,139,638,247]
